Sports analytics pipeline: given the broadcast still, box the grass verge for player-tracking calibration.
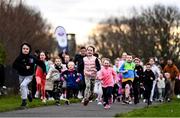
[0,95,81,112]
[115,99,180,117]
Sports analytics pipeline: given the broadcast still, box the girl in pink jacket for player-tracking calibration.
[97,58,117,109]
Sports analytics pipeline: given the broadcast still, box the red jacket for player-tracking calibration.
[36,66,46,79]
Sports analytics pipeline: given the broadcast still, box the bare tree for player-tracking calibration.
[0,0,57,64]
[89,4,180,65]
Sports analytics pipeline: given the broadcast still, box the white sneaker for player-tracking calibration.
[35,91,39,98]
[2,86,7,89]
[77,92,83,99]
[48,97,54,101]
[143,99,146,103]
[98,101,102,105]
[78,95,83,99]
[60,95,67,100]
[60,95,64,99]
[128,101,133,104]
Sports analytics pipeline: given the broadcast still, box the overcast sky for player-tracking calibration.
[24,0,180,44]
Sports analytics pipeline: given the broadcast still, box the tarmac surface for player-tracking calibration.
[0,100,150,117]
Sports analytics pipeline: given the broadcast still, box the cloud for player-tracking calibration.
[25,0,180,44]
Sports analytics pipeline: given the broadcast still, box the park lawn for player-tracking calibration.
[115,98,180,117]
[0,95,81,112]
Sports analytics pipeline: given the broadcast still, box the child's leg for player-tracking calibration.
[125,84,130,101]
[84,77,91,99]
[162,88,165,100]
[150,80,157,101]
[66,88,71,99]
[121,82,126,102]
[102,87,108,106]
[19,75,33,106]
[36,77,41,92]
[73,89,78,98]
[41,78,46,100]
[107,87,113,105]
[158,88,162,101]
[148,86,153,105]
[147,89,151,105]
[46,90,54,99]
[98,92,103,103]
[89,78,95,100]
[133,84,139,104]
[45,90,49,99]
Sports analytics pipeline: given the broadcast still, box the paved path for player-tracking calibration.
[0,101,151,117]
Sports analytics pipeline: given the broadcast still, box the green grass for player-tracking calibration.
[0,95,81,112]
[115,99,180,117]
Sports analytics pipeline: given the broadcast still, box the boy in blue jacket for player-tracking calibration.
[61,61,81,101]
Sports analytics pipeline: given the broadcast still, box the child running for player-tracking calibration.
[82,46,101,106]
[97,58,117,109]
[13,43,46,108]
[143,63,155,105]
[35,51,48,103]
[45,59,61,105]
[61,61,81,104]
[157,73,165,102]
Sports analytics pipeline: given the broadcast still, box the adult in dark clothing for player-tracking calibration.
[74,46,86,98]
[159,57,165,71]
[133,58,144,104]
[143,63,155,105]
[13,43,46,108]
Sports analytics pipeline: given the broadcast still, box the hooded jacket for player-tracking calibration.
[13,43,46,76]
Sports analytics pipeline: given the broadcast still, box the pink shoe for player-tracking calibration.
[104,105,110,109]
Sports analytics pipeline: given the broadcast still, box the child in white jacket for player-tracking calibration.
[157,73,165,102]
[45,61,60,105]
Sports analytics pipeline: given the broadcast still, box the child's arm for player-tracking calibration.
[46,68,52,80]
[96,70,103,80]
[95,58,101,71]
[60,71,66,81]
[33,56,46,74]
[112,68,118,83]
[151,71,156,80]
[119,63,127,73]
[76,73,81,82]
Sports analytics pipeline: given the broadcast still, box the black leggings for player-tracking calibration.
[102,87,113,105]
[66,88,78,99]
[144,86,152,105]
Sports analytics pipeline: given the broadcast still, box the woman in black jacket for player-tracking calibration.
[13,43,46,108]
